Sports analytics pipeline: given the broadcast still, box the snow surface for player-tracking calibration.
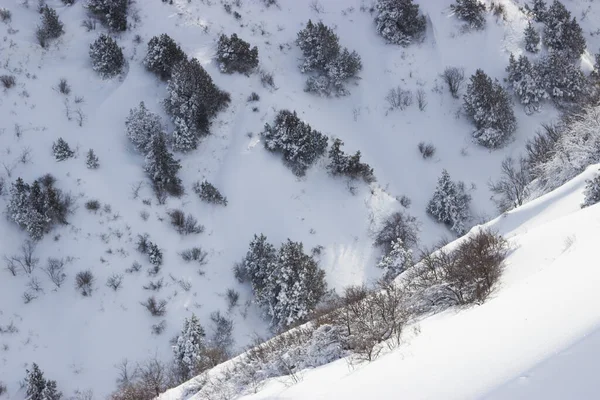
[0,0,599,397]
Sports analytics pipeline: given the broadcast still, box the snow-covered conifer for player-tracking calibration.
[327,138,375,183]
[193,180,228,206]
[243,234,277,300]
[144,132,182,196]
[374,0,426,46]
[86,149,99,169]
[36,6,64,48]
[524,22,540,53]
[143,34,186,80]
[427,169,471,235]
[543,0,585,59]
[216,33,259,74]
[581,173,600,208]
[377,238,413,281]
[536,52,586,102]
[25,363,47,400]
[147,242,163,267]
[89,34,124,78]
[450,0,486,30]
[52,138,74,161]
[125,102,163,153]
[173,314,206,379]
[506,53,546,114]
[87,0,128,31]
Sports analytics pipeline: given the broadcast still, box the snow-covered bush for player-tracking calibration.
[241,235,327,329]
[262,110,328,176]
[377,238,413,281]
[506,54,546,114]
[374,211,419,254]
[52,138,74,161]
[87,0,128,31]
[463,69,516,148]
[535,52,586,102]
[144,132,183,196]
[75,270,95,296]
[86,149,99,169]
[173,314,206,380]
[6,176,72,240]
[442,66,465,99]
[89,34,124,78]
[164,58,230,151]
[581,173,600,208]
[167,209,204,235]
[125,102,163,153]
[327,139,375,183]
[450,0,486,30]
[297,20,362,96]
[25,363,62,400]
[543,0,585,60]
[374,0,426,46]
[36,6,64,48]
[143,34,186,80]
[147,243,163,267]
[524,21,540,53]
[216,33,259,74]
[193,180,228,206]
[427,169,471,235]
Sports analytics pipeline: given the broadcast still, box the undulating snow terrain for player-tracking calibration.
[0,0,599,398]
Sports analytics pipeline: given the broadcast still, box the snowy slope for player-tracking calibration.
[0,0,598,397]
[160,165,600,400]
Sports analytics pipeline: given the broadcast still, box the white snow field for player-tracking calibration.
[161,165,600,400]
[0,0,599,398]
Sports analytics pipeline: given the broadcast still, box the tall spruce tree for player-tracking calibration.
[89,34,124,78]
[144,34,186,80]
[125,102,163,153]
[374,0,426,46]
[173,314,206,380]
[427,170,471,235]
[144,132,182,196]
[506,53,546,113]
[543,0,585,59]
[524,22,540,53]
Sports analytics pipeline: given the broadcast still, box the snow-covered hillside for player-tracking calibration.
[161,165,600,400]
[0,0,599,398]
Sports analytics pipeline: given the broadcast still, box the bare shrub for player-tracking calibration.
[44,257,67,288]
[374,211,420,254]
[111,357,170,400]
[23,291,37,304]
[4,240,39,275]
[247,92,260,102]
[226,288,240,311]
[418,142,436,159]
[85,199,101,211]
[75,270,95,296]
[416,88,427,111]
[151,320,166,335]
[0,75,16,89]
[168,209,204,235]
[442,67,465,99]
[143,278,163,291]
[57,78,71,95]
[386,86,413,111]
[136,234,151,254]
[0,8,11,23]
[141,296,167,316]
[259,69,275,88]
[81,18,96,31]
[489,157,530,212]
[126,261,142,274]
[106,273,124,291]
[180,247,208,265]
[0,381,6,395]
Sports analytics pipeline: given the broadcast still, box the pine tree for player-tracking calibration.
[7,178,31,231]
[87,0,128,31]
[25,363,47,400]
[52,138,74,161]
[86,149,99,169]
[536,52,586,101]
[262,110,328,176]
[147,242,163,267]
[171,116,197,152]
[463,69,516,148]
[41,380,62,400]
[216,33,259,74]
[144,34,186,80]
[327,138,375,183]
[193,180,228,206]
[450,0,487,30]
[543,0,586,59]
[173,314,206,379]
[581,173,600,208]
[36,6,64,48]
[89,34,124,78]
[427,170,471,235]
[524,22,540,53]
[144,132,182,196]
[531,0,547,22]
[243,234,277,301]
[374,0,426,46]
[125,102,163,153]
[377,238,413,281]
[506,53,546,114]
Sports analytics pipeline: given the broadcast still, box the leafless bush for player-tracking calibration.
[126,261,142,274]
[0,8,11,23]
[260,69,275,89]
[386,87,413,111]
[143,278,163,291]
[23,291,37,304]
[136,234,151,254]
[57,78,71,95]
[44,257,66,288]
[416,88,427,111]
[489,157,530,212]
[180,247,208,265]
[81,18,96,32]
[0,75,16,89]
[27,276,43,293]
[226,288,240,311]
[141,296,167,317]
[106,273,124,291]
[111,357,171,400]
[418,142,436,159]
[168,209,204,235]
[85,199,100,211]
[442,67,465,99]
[0,381,6,395]
[374,211,420,254]
[75,270,95,296]
[151,320,166,335]
[4,240,39,275]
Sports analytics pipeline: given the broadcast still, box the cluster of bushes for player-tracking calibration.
[216,33,259,74]
[6,175,72,240]
[374,0,426,45]
[167,209,204,235]
[236,234,327,329]
[296,20,362,96]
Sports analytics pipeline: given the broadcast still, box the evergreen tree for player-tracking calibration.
[543,0,586,59]
[52,138,74,161]
[89,34,124,78]
[7,178,31,231]
[506,53,546,114]
[536,52,586,101]
[450,0,487,30]
[377,238,413,281]
[25,363,47,400]
[164,58,230,149]
[147,242,163,267]
[41,380,62,400]
[216,33,259,74]
[193,180,228,206]
[36,6,64,48]
[144,132,182,196]
[143,34,186,80]
[427,170,471,235]
[125,102,163,153]
[243,234,277,301]
[86,149,99,169]
[463,69,516,148]
[262,110,328,176]
[327,138,375,183]
[581,173,600,208]
[173,314,206,379]
[87,0,128,31]
[524,22,540,53]
[374,0,426,46]
[531,0,547,22]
